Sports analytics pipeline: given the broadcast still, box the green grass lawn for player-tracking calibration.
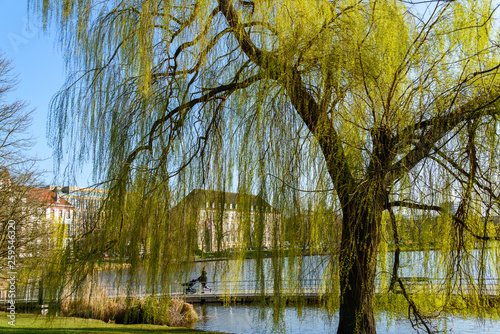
[0,312,230,334]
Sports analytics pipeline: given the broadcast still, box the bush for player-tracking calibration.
[61,292,197,327]
[167,297,198,327]
[60,285,125,323]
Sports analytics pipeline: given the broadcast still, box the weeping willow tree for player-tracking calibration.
[30,0,500,333]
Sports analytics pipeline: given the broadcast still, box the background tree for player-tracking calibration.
[31,0,500,333]
[0,53,48,281]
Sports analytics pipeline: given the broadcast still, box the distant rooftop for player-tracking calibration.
[29,188,73,207]
[177,189,275,211]
[47,185,108,199]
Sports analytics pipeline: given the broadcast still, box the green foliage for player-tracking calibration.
[61,291,196,327]
[29,0,500,332]
[0,311,220,333]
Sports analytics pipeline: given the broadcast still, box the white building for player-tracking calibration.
[48,186,107,235]
[29,188,75,242]
[171,189,280,252]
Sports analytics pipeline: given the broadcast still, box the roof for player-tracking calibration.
[29,188,73,207]
[48,185,108,199]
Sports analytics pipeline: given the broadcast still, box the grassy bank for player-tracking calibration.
[0,312,230,334]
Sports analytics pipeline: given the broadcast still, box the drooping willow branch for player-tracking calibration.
[118,72,265,180]
[266,173,335,193]
[389,95,500,182]
[384,196,435,332]
[388,206,401,292]
[218,0,357,203]
[385,201,500,241]
[430,147,500,202]
[397,278,435,334]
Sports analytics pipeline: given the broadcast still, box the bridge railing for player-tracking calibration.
[1,277,498,302]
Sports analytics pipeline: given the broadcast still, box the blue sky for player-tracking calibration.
[0,0,93,187]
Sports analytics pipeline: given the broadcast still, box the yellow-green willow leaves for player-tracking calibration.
[30,0,500,333]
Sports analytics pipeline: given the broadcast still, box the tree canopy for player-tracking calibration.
[30,0,500,333]
[0,53,47,280]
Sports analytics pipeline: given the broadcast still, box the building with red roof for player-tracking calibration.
[28,188,75,241]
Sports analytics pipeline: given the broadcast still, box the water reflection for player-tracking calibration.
[93,253,500,333]
[193,304,500,334]
[99,250,500,295]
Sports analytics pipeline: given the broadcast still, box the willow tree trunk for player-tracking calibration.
[337,186,384,334]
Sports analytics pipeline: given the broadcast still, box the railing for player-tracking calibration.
[1,277,498,304]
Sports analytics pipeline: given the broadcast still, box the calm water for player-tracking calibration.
[193,304,500,334]
[97,252,500,333]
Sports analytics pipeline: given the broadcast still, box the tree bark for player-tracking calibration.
[337,187,384,334]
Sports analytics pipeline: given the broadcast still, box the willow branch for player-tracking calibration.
[390,94,500,181]
[218,0,357,203]
[388,206,401,292]
[397,278,434,334]
[120,72,265,182]
[386,201,500,241]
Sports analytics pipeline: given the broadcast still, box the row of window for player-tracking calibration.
[200,211,275,221]
[67,198,101,210]
[204,202,271,211]
[46,208,72,219]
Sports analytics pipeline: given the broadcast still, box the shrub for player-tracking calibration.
[61,292,197,327]
[167,297,198,327]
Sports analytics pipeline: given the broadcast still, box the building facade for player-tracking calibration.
[48,186,107,236]
[29,188,75,243]
[171,189,280,252]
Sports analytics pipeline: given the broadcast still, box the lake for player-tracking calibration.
[96,250,500,333]
[192,304,500,334]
